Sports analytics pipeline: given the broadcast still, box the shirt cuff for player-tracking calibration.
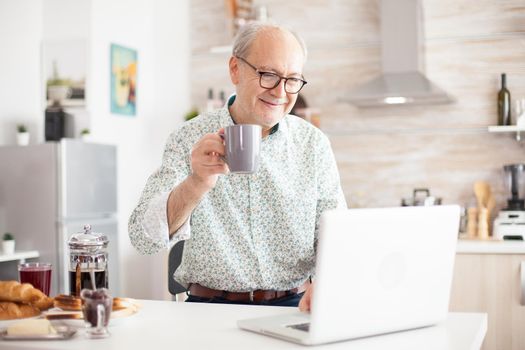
[142,191,191,249]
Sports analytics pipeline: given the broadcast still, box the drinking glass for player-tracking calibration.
[18,262,52,296]
[81,288,112,338]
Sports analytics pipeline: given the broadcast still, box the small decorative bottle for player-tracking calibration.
[497,73,511,126]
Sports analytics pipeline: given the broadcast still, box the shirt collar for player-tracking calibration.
[223,94,282,136]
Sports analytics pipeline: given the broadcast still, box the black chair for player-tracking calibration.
[168,240,187,300]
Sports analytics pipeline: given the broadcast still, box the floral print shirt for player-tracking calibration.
[128,104,346,292]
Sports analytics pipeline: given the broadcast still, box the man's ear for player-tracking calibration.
[229,56,239,85]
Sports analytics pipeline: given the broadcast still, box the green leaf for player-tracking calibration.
[3,233,14,241]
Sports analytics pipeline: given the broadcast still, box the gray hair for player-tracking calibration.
[232,21,308,62]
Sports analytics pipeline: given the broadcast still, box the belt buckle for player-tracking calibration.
[249,291,254,302]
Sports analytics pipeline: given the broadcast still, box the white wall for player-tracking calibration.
[89,0,190,299]
[42,0,90,40]
[0,0,190,299]
[0,0,43,144]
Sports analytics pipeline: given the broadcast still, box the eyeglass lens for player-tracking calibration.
[260,73,304,93]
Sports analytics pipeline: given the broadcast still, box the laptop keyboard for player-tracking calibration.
[287,322,310,332]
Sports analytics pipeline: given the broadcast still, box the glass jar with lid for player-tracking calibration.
[68,224,109,296]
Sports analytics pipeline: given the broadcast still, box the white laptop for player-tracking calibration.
[237,205,460,345]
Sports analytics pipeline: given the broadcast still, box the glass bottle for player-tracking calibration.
[497,73,511,126]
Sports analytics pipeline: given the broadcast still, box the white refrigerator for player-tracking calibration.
[0,139,119,296]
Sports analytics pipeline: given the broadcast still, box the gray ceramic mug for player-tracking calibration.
[223,124,262,174]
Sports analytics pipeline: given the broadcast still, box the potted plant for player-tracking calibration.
[2,233,15,255]
[16,124,30,146]
[80,128,91,141]
[184,108,200,121]
[47,60,72,104]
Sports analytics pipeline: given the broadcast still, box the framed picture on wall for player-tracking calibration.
[110,43,137,116]
[43,39,87,108]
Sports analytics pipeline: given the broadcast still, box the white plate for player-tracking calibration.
[44,306,138,328]
[0,325,76,340]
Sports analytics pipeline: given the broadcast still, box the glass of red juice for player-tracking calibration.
[18,262,52,296]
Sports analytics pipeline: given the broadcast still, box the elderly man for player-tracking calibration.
[128,22,346,309]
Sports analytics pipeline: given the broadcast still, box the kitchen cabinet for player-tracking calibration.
[449,252,525,350]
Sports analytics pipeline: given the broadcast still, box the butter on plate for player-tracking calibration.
[7,319,57,336]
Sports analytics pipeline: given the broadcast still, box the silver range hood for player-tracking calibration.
[346,0,454,107]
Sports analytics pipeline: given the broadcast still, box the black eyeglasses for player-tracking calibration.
[236,56,307,94]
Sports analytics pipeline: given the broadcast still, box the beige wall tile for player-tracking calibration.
[190,0,525,210]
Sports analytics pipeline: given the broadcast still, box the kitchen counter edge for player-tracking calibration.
[457,238,525,254]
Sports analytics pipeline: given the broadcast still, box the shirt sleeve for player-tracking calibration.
[128,131,192,255]
[314,133,347,243]
[310,133,346,280]
[142,191,192,248]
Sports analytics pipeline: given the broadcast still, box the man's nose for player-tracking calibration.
[270,79,287,97]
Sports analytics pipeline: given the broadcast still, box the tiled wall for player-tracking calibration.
[190,0,525,213]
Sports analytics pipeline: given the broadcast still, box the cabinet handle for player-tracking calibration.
[521,262,525,306]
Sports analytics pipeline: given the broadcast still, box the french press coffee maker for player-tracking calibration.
[68,224,109,296]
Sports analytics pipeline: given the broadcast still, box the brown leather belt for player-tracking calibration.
[188,282,309,303]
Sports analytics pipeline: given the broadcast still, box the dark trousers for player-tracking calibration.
[185,292,304,307]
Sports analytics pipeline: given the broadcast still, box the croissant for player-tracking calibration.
[54,295,138,311]
[53,294,140,312]
[54,294,82,311]
[0,301,41,320]
[0,281,53,310]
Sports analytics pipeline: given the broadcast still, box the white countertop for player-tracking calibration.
[457,239,525,254]
[0,300,487,350]
[0,250,39,263]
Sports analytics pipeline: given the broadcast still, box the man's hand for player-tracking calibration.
[167,129,229,235]
[298,283,313,312]
[189,129,229,191]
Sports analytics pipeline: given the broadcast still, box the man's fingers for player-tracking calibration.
[198,164,229,176]
[194,139,225,158]
[298,284,313,313]
[209,151,225,159]
[189,130,230,186]
[199,153,226,166]
[298,299,307,312]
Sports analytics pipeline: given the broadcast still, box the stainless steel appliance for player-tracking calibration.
[401,188,442,206]
[0,140,119,295]
[494,164,525,240]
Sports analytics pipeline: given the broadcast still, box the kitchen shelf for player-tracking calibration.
[0,250,39,263]
[487,125,525,141]
[319,125,525,138]
[322,126,488,136]
[208,45,233,54]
